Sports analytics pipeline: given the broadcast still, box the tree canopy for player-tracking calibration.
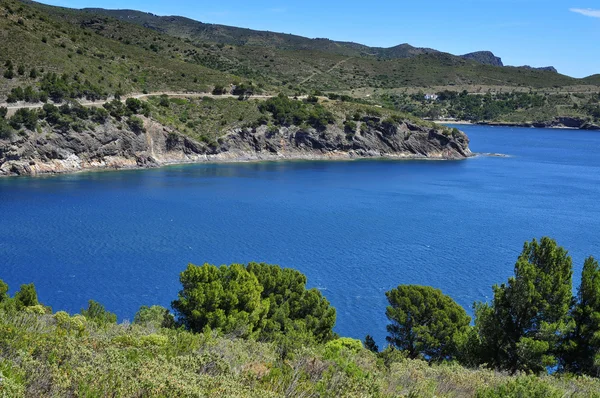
[172,263,268,338]
[385,285,471,362]
[247,262,336,342]
[562,256,600,376]
[474,237,573,373]
[172,262,337,342]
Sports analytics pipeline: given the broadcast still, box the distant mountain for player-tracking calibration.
[519,65,559,73]
[460,51,503,67]
[81,8,506,67]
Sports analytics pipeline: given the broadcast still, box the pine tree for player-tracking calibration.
[563,257,600,376]
[475,237,573,373]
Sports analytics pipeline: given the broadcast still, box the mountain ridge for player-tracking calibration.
[80,7,558,72]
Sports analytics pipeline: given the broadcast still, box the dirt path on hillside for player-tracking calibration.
[299,57,352,85]
[1,92,280,117]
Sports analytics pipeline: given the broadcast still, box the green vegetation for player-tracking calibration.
[172,262,336,343]
[2,240,600,396]
[258,94,335,130]
[473,238,573,373]
[1,98,149,138]
[385,285,471,362]
[1,0,597,108]
[379,90,600,124]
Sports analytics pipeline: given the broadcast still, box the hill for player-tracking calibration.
[0,0,593,102]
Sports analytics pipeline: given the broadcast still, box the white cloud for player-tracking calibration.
[570,8,600,18]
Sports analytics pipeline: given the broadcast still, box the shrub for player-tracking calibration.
[343,120,357,134]
[0,119,14,139]
[81,300,117,325]
[0,279,9,302]
[476,376,563,398]
[134,305,175,329]
[14,283,39,308]
[127,116,145,133]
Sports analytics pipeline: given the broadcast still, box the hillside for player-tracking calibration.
[2,0,589,100]
[78,7,579,90]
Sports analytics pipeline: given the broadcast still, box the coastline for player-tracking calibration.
[0,150,475,179]
[434,119,600,130]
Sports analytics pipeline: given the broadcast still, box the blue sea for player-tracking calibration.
[1,125,599,346]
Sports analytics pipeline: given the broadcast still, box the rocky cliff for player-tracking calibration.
[0,117,472,177]
[460,51,503,67]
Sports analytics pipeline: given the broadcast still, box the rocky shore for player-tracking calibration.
[438,117,600,130]
[0,117,472,177]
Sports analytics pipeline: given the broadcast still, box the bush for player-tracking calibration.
[14,283,39,308]
[10,108,38,130]
[343,120,357,134]
[81,300,117,325]
[134,305,175,329]
[0,120,12,139]
[127,116,145,133]
[476,376,563,398]
[259,94,334,130]
[0,279,9,302]
[212,85,227,95]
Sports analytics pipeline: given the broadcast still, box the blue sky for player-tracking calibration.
[40,0,600,78]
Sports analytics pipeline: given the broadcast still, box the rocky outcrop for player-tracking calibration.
[460,51,503,67]
[478,117,600,130]
[0,117,472,177]
[518,65,558,73]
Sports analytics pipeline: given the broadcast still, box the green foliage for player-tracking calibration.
[14,283,39,308]
[127,115,145,133]
[474,237,573,374]
[247,262,336,343]
[9,108,38,130]
[562,256,600,376]
[476,375,563,398]
[259,94,334,130]
[0,279,9,302]
[0,119,13,140]
[133,305,175,329]
[172,262,337,343]
[385,285,471,362]
[172,263,268,338]
[364,335,379,353]
[81,300,118,325]
[324,337,363,355]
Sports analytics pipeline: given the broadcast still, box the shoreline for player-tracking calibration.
[434,119,600,130]
[0,151,475,179]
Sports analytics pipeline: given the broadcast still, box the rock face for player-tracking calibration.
[519,65,558,73]
[0,117,472,177]
[460,51,503,67]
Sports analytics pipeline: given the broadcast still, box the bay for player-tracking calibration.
[1,125,599,346]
